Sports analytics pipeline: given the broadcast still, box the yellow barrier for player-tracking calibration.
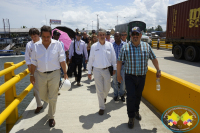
[152,40,172,49]
[0,61,33,133]
[143,67,200,133]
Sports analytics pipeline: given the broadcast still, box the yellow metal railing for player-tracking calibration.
[151,39,172,49]
[0,61,33,133]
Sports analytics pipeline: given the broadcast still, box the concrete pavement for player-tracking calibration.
[10,70,172,133]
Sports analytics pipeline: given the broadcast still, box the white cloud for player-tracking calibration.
[0,0,188,31]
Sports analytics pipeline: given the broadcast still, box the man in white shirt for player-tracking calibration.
[69,32,88,86]
[30,25,68,127]
[105,30,115,43]
[25,28,43,114]
[87,29,116,115]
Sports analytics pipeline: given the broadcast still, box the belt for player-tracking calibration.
[126,74,145,77]
[122,62,125,65]
[43,70,54,74]
[102,67,108,70]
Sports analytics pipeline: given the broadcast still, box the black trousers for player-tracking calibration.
[74,62,82,82]
[125,74,146,118]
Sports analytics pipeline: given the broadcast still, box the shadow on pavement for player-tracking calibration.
[108,122,157,133]
[21,102,48,120]
[79,99,125,129]
[87,84,96,94]
[16,115,63,133]
[164,57,200,67]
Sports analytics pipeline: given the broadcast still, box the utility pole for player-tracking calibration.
[97,14,99,32]
[117,15,118,25]
[92,21,93,30]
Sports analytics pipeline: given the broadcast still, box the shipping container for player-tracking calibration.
[166,0,200,61]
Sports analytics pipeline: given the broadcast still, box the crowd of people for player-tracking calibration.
[25,25,161,129]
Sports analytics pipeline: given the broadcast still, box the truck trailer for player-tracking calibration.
[166,0,200,62]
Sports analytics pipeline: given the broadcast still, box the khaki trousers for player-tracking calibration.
[33,87,42,107]
[93,67,111,110]
[34,69,60,119]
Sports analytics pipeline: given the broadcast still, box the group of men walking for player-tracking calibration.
[25,25,161,129]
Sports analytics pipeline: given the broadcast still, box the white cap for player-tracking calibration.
[60,79,71,91]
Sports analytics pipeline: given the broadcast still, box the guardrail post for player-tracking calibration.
[4,62,18,133]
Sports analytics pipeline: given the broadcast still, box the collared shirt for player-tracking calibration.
[122,39,128,43]
[87,41,116,74]
[69,40,88,60]
[105,38,115,43]
[25,38,41,65]
[118,41,156,75]
[31,39,66,72]
[113,41,124,61]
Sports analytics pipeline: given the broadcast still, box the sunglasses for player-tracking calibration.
[131,32,140,36]
[121,34,127,36]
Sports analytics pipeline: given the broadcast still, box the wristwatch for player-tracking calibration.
[157,70,161,73]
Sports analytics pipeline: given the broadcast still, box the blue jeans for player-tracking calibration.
[82,54,86,70]
[112,65,125,97]
[125,74,146,118]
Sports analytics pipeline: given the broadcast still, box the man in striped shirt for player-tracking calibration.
[117,27,161,129]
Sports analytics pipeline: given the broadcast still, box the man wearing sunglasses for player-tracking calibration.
[117,27,161,129]
[121,31,128,43]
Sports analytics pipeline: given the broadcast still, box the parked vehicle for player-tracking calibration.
[166,0,200,62]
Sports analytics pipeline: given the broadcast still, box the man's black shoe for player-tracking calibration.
[135,111,142,120]
[121,96,125,102]
[99,109,104,115]
[113,96,119,101]
[104,98,106,103]
[128,118,134,129]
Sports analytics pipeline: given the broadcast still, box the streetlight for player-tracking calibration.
[92,21,93,30]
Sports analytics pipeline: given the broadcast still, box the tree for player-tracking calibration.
[147,27,154,32]
[21,26,27,28]
[82,28,85,30]
[155,25,163,31]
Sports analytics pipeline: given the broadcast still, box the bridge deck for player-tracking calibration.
[10,70,172,133]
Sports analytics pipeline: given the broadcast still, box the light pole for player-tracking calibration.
[92,21,93,30]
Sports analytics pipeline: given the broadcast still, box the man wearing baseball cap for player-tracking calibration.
[105,30,114,43]
[117,27,161,129]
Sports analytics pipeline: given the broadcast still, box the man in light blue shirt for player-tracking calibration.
[112,32,125,102]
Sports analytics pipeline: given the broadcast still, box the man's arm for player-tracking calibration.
[110,43,116,75]
[60,61,68,80]
[117,61,123,83]
[25,42,31,71]
[30,64,36,85]
[87,45,95,79]
[152,58,161,78]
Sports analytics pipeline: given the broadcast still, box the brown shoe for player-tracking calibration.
[77,82,81,86]
[49,119,55,127]
[104,98,106,103]
[99,109,104,115]
[34,106,43,114]
[58,92,61,95]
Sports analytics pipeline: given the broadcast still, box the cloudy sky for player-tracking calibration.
[0,0,186,31]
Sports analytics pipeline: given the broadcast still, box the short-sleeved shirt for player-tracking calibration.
[118,41,156,75]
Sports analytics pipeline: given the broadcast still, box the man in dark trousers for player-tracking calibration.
[69,32,88,86]
[117,27,161,129]
[81,31,89,71]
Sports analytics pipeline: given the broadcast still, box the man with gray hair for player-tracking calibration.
[87,29,116,115]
